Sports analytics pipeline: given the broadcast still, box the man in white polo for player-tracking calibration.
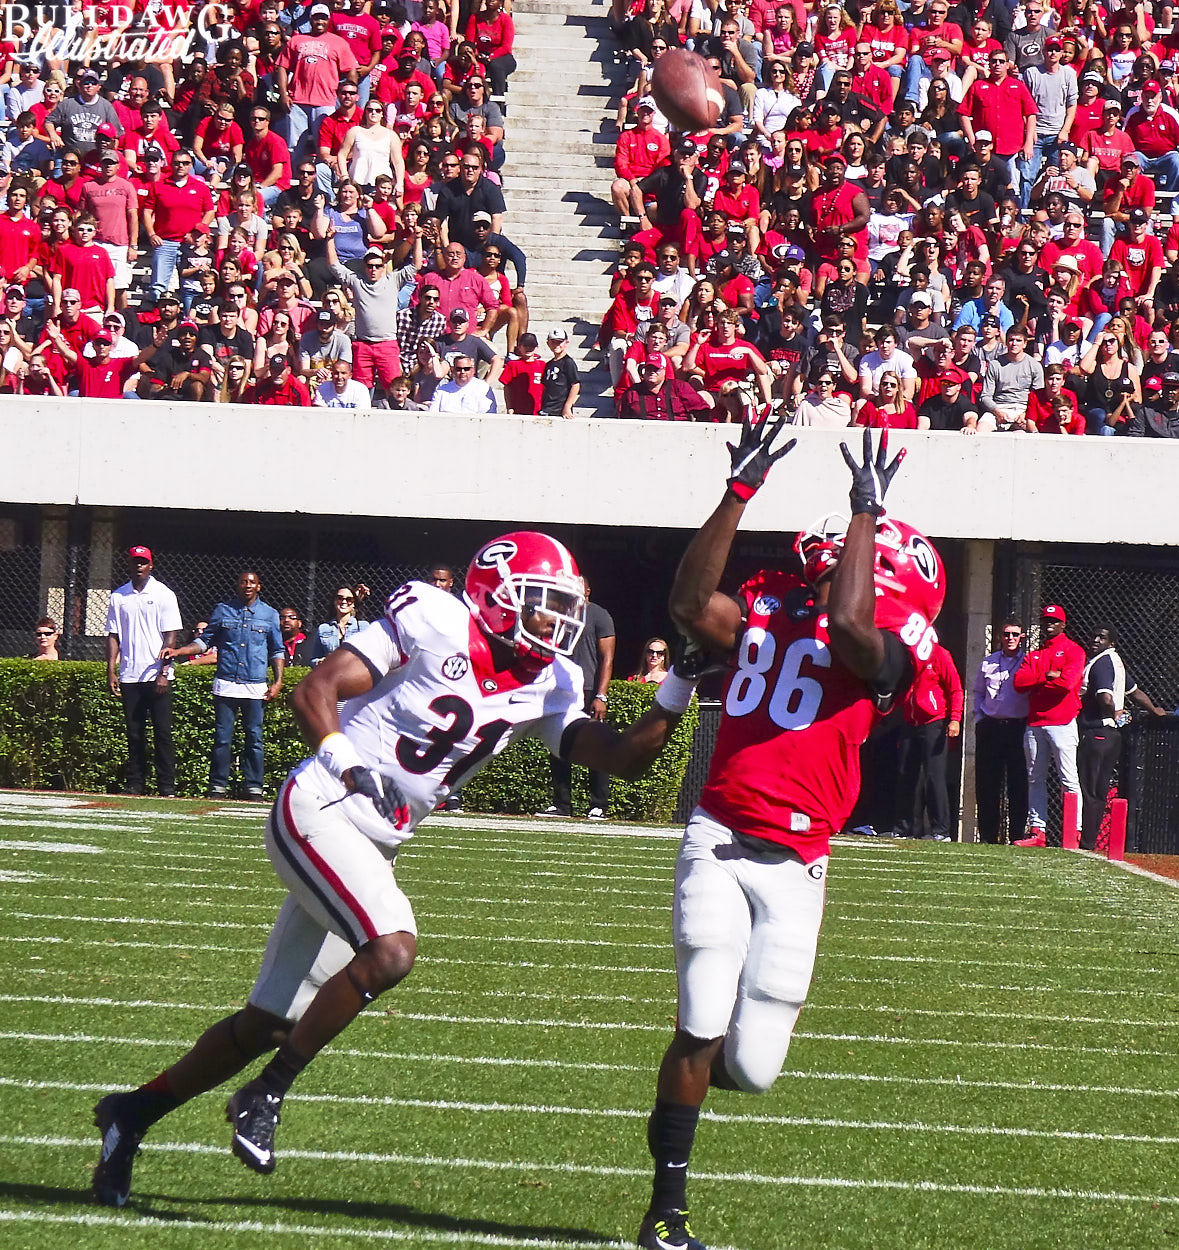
[428,352,497,412]
[105,545,183,796]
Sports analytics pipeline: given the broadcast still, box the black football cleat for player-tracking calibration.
[226,1085,282,1174]
[92,1094,144,1208]
[637,1207,707,1250]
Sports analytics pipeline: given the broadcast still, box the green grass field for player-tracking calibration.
[1,791,1178,1250]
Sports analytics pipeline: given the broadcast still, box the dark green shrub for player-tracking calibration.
[462,679,697,822]
[0,662,695,820]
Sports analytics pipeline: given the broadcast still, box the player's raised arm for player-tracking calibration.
[669,402,796,652]
[827,429,905,680]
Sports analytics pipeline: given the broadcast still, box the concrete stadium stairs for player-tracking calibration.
[505,0,625,416]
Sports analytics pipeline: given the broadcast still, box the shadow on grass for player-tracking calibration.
[0,1180,615,1243]
[144,1190,614,1242]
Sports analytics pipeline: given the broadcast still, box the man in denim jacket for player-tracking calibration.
[165,571,285,799]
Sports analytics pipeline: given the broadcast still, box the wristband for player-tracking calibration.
[317,731,363,780]
[654,672,697,715]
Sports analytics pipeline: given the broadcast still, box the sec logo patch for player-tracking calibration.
[752,595,781,616]
[441,654,469,681]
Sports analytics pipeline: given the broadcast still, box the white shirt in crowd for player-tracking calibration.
[105,574,183,684]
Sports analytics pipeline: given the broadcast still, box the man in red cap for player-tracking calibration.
[1011,605,1085,846]
[1124,82,1179,191]
[918,366,980,432]
[616,351,715,420]
[105,546,183,797]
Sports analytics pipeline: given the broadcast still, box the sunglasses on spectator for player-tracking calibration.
[1002,630,1022,638]
[36,629,56,637]
[453,364,474,372]
[647,647,667,655]
[336,595,354,603]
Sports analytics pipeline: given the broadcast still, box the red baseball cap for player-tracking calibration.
[1143,79,1163,94]
[937,366,966,383]
[641,351,668,371]
[1041,604,1067,622]
[128,545,153,561]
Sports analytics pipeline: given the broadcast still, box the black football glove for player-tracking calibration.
[671,634,729,682]
[343,767,411,830]
[839,427,906,518]
[726,402,797,502]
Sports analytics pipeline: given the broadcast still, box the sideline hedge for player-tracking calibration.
[0,661,696,822]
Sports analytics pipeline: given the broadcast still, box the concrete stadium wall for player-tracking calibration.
[0,396,1170,545]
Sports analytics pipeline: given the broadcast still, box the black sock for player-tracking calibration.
[122,1086,182,1132]
[647,1099,700,1213]
[253,1044,311,1100]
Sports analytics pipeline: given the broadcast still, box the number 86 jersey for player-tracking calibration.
[295,582,588,848]
[699,569,927,862]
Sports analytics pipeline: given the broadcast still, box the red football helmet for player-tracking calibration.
[872,516,945,629]
[464,531,587,661]
[794,514,945,627]
[793,513,847,586]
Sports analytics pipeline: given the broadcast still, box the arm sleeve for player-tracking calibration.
[527,663,594,756]
[341,618,408,685]
[1012,650,1044,691]
[943,649,964,720]
[1088,654,1116,696]
[161,587,184,634]
[869,629,914,703]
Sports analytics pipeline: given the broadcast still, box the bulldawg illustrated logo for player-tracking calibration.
[2,4,212,64]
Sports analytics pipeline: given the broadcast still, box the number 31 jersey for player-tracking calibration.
[699,569,917,862]
[294,582,588,848]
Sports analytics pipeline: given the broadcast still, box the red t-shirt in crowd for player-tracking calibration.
[195,115,245,159]
[0,212,40,279]
[146,176,214,241]
[500,356,545,413]
[244,131,292,190]
[1110,233,1165,296]
[55,241,116,308]
[76,353,138,397]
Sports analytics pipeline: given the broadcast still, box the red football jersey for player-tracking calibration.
[699,569,919,860]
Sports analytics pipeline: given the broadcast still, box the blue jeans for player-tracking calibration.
[1139,152,1179,192]
[1016,133,1059,209]
[149,238,181,300]
[210,694,265,792]
[901,54,930,104]
[287,102,333,161]
[1082,405,1120,436]
[1024,722,1080,835]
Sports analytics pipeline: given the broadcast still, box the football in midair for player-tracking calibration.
[650,48,724,132]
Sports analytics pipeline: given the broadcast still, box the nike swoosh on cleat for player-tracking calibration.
[233,1134,273,1167]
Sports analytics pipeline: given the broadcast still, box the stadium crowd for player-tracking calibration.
[0,0,599,414]
[604,0,1179,435]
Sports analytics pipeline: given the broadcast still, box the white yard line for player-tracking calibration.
[5,1031,1179,1099]
[2,1135,1178,1207]
[4,1077,1179,1147]
[0,1209,652,1249]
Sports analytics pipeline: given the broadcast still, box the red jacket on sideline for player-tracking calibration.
[1012,634,1086,726]
[903,642,964,726]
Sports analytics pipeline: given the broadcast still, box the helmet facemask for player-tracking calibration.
[487,560,586,661]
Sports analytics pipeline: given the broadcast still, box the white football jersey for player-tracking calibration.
[294,581,589,847]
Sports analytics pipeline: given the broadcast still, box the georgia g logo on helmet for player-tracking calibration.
[907,534,940,584]
[474,539,518,570]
